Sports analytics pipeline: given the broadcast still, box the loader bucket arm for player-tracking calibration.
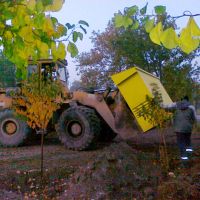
[71,90,140,139]
[72,91,118,133]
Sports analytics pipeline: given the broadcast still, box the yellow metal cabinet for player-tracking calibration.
[111,67,172,132]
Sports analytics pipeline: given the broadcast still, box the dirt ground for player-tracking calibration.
[0,127,199,199]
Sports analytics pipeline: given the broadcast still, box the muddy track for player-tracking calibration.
[0,127,199,199]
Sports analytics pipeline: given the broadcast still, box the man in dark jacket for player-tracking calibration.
[162,96,196,161]
[173,97,196,160]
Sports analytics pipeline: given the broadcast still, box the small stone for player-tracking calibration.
[168,172,176,178]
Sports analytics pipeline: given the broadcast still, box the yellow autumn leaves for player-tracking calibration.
[26,0,64,12]
[147,17,200,54]
[1,0,67,70]
[139,85,173,129]
[51,42,66,61]
[115,4,200,54]
[13,75,61,130]
[15,91,59,130]
[45,0,64,12]
[148,105,173,129]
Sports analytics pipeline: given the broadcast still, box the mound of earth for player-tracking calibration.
[60,142,160,200]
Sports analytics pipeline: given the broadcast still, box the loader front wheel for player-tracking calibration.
[56,106,100,150]
[0,110,30,147]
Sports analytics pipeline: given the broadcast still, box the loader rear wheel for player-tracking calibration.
[0,110,31,147]
[56,106,100,150]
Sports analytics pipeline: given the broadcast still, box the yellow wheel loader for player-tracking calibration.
[0,59,172,150]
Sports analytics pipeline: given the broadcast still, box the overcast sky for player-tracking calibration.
[52,0,200,83]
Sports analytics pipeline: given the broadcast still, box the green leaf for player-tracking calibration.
[57,42,66,59]
[114,14,132,28]
[149,22,163,45]
[67,42,78,58]
[44,0,63,12]
[51,41,58,59]
[123,17,133,28]
[36,1,44,12]
[27,0,36,11]
[51,17,58,24]
[141,16,149,24]
[154,6,166,15]
[15,35,25,49]
[42,0,53,6]
[34,13,45,27]
[3,46,13,58]
[61,26,68,35]
[66,23,75,30]
[38,42,49,58]
[2,10,15,19]
[160,27,179,49]
[140,3,148,15]
[77,32,83,40]
[80,25,87,34]
[145,18,155,33]
[78,20,89,27]
[21,68,27,80]
[16,68,22,79]
[115,14,124,28]
[131,21,139,30]
[126,6,138,16]
[73,31,78,42]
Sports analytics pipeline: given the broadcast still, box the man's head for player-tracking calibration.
[177,95,190,110]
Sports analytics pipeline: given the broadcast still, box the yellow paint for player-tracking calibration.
[111,67,172,132]
[137,70,172,104]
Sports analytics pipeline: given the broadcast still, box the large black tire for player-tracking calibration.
[0,110,31,147]
[56,106,100,150]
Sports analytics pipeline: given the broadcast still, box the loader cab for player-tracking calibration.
[28,59,69,84]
